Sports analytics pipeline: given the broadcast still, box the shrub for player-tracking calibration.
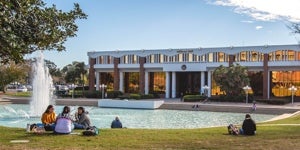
[129,94,141,100]
[256,99,290,105]
[107,91,123,98]
[140,94,154,99]
[183,95,206,102]
[84,91,102,98]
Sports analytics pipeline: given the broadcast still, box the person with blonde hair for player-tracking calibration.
[111,116,122,128]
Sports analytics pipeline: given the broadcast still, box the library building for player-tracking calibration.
[87,44,300,99]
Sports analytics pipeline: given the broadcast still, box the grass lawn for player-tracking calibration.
[4,91,32,97]
[0,115,299,150]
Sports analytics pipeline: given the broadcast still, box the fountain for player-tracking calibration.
[30,51,55,117]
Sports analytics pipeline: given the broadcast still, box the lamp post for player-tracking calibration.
[243,85,251,104]
[99,84,107,99]
[288,86,297,104]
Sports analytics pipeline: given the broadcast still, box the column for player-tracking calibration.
[172,72,176,98]
[145,71,149,95]
[207,71,212,97]
[88,58,96,91]
[201,71,205,94]
[96,72,100,91]
[165,72,170,98]
[113,58,120,91]
[263,53,269,99]
[119,72,124,92]
[139,57,146,94]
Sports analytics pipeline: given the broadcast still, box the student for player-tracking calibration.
[54,106,73,134]
[73,107,91,129]
[111,116,122,128]
[41,105,56,131]
[240,114,256,135]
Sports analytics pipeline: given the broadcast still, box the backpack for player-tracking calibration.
[54,117,73,134]
[82,126,99,136]
[227,124,239,135]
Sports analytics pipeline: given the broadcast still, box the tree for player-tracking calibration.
[289,23,300,35]
[0,0,87,63]
[62,61,86,85]
[0,62,30,92]
[212,64,250,97]
[45,59,62,77]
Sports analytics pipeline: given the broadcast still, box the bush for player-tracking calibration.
[256,99,290,105]
[183,95,206,102]
[218,94,250,102]
[107,91,123,98]
[129,94,141,100]
[84,91,102,98]
[140,94,154,99]
[149,91,165,98]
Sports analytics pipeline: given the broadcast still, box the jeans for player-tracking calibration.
[74,123,84,129]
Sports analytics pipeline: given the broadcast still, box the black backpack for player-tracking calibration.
[82,126,99,136]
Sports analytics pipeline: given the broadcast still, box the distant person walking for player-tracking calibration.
[111,116,123,128]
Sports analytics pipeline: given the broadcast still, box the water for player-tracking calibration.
[30,51,54,116]
[0,104,276,129]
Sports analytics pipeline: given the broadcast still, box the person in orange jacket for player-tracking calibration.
[41,105,56,131]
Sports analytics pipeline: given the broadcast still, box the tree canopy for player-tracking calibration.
[0,0,87,63]
[212,64,250,96]
[62,61,87,84]
[0,61,30,92]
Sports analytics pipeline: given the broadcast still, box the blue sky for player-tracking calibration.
[30,0,300,68]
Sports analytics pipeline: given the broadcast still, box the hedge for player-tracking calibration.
[183,95,206,102]
[256,99,290,105]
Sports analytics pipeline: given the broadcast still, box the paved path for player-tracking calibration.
[1,97,300,115]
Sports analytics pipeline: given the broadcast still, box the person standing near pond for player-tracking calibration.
[111,116,123,128]
[240,114,256,135]
[41,105,56,131]
[73,106,91,129]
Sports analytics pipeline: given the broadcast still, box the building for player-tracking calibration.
[87,44,300,99]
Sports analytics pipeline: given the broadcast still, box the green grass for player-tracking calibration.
[0,115,300,150]
[5,91,32,97]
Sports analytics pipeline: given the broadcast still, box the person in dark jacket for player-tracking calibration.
[241,114,256,135]
[74,107,91,129]
[111,116,122,128]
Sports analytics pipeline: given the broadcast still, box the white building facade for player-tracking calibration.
[87,44,300,99]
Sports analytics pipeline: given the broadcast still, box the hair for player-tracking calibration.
[245,114,251,119]
[62,106,70,114]
[115,116,120,121]
[44,105,54,113]
[77,106,85,113]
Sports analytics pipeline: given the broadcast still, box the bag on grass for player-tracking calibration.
[82,126,99,136]
[227,124,239,135]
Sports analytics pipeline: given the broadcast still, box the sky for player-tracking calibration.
[28,0,300,68]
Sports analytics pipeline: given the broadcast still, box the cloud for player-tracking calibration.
[255,26,263,30]
[209,0,300,22]
[241,20,253,23]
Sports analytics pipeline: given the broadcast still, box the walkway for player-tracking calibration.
[1,96,300,115]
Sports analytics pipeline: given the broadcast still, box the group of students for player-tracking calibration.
[41,105,91,134]
[228,114,257,136]
[40,105,123,134]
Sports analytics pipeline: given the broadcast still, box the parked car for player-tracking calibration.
[16,85,28,92]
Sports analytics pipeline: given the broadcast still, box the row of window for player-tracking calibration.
[95,50,300,64]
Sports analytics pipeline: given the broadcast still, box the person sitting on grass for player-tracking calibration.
[240,114,256,135]
[73,106,91,129]
[111,116,122,128]
[54,106,74,134]
[41,105,56,131]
